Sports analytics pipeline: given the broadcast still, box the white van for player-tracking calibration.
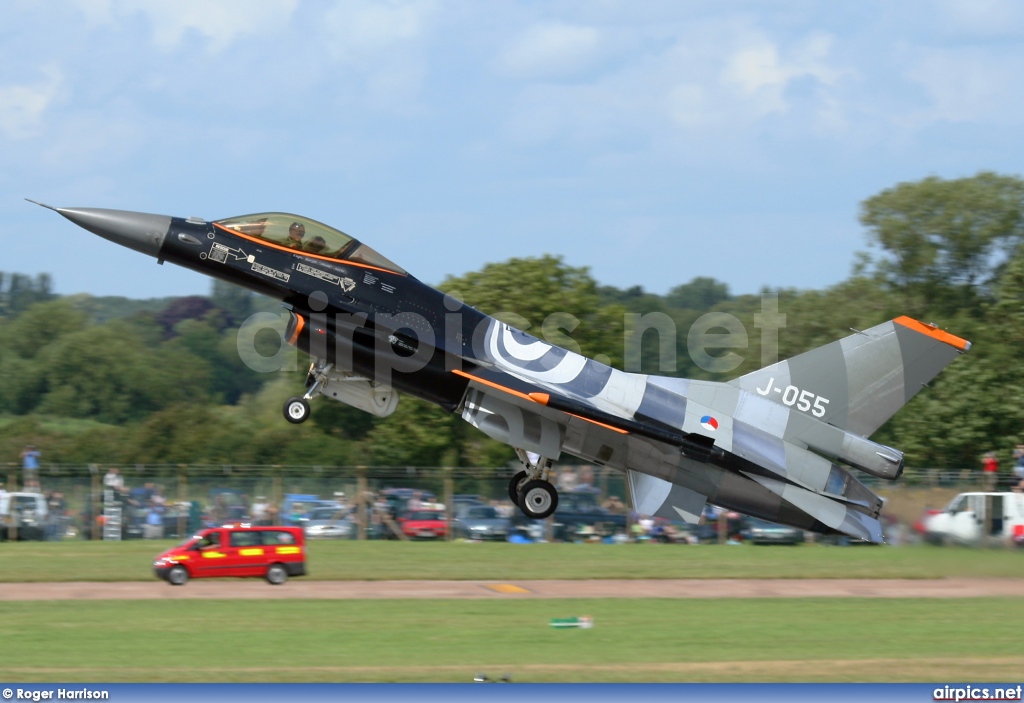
[923,492,1024,546]
[0,491,49,541]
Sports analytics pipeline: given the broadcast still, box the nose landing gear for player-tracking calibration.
[283,397,311,424]
[282,360,333,424]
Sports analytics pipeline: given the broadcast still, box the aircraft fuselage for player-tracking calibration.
[36,203,971,542]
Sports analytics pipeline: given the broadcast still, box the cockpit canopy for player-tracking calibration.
[214,212,406,275]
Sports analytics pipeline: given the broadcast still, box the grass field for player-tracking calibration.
[2,541,1021,683]
[1,598,1022,682]
[1,539,1023,582]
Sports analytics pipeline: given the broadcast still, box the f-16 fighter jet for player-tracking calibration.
[33,203,970,542]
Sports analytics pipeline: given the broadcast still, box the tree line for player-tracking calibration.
[1,172,1022,472]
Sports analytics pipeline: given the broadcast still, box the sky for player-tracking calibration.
[3,0,1024,299]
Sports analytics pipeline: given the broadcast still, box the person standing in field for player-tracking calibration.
[1012,444,1024,493]
[20,445,41,491]
[982,451,999,492]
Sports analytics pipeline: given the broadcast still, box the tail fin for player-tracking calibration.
[730,317,970,437]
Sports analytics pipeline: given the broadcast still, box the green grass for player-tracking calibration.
[1,598,1021,682]
[1,540,1023,582]
[2,541,1022,683]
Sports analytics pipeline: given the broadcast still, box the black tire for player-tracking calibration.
[283,397,310,424]
[168,565,189,586]
[507,470,529,507]
[266,563,288,585]
[518,480,558,520]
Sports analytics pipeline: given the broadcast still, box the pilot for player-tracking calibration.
[304,235,327,254]
[286,222,306,248]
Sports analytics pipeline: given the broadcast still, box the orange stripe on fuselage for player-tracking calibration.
[456,373,629,435]
[566,412,629,434]
[893,316,971,351]
[452,369,537,403]
[212,222,404,276]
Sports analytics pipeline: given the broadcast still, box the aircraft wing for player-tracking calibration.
[456,364,713,525]
[458,364,884,541]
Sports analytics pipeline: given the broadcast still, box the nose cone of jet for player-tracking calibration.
[54,207,171,258]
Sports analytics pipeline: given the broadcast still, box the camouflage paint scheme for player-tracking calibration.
[38,205,971,542]
[463,316,968,542]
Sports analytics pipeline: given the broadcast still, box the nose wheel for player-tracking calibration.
[283,397,310,424]
[283,360,333,425]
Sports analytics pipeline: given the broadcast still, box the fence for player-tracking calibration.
[1,462,631,542]
[0,462,1015,543]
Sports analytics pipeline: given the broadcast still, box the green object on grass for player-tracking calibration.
[550,616,593,628]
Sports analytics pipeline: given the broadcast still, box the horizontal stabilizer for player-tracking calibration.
[742,472,883,543]
[627,470,707,524]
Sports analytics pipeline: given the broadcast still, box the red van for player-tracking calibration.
[153,525,307,586]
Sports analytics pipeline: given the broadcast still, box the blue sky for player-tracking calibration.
[4,0,1024,299]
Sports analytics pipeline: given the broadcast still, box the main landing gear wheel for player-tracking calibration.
[508,470,529,508]
[518,480,559,520]
[283,397,310,424]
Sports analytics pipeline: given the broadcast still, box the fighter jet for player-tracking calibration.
[33,203,971,542]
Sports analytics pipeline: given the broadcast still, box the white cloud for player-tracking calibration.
[0,65,62,139]
[721,33,841,118]
[69,0,114,26]
[665,83,707,127]
[938,0,1024,38]
[905,48,1024,124]
[320,0,437,112]
[323,0,434,60]
[72,0,299,52]
[497,22,604,80]
[501,21,851,147]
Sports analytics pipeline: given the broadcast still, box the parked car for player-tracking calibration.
[303,506,355,540]
[397,510,447,540]
[452,494,487,510]
[153,525,307,586]
[512,486,626,541]
[382,488,438,518]
[281,494,341,528]
[742,517,805,545]
[0,492,48,541]
[453,505,510,541]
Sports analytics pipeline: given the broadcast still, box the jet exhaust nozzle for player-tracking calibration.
[831,435,905,481]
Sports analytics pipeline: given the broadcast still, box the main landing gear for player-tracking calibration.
[282,360,332,424]
[509,449,559,520]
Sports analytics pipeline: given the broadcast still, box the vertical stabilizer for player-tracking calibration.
[730,317,969,437]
